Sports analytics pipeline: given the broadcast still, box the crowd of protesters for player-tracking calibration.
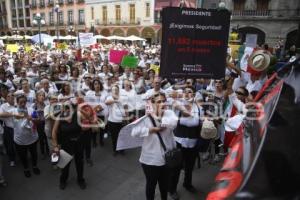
[0,41,294,200]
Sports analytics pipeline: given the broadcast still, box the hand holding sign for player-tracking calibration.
[121,56,138,68]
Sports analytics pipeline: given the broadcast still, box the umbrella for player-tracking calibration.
[106,35,126,40]
[0,35,8,40]
[31,33,53,43]
[64,35,77,40]
[125,35,146,41]
[94,35,108,40]
[24,35,32,40]
[8,35,24,40]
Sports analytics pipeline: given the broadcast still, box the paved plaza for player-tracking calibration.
[0,139,220,200]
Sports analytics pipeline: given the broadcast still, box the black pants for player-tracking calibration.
[60,137,84,183]
[169,143,198,193]
[92,116,106,145]
[3,127,15,162]
[15,141,38,170]
[83,130,92,160]
[142,164,169,200]
[107,121,123,152]
[36,122,49,155]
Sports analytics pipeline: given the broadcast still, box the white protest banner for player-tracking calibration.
[246,34,258,48]
[78,32,96,47]
[116,116,147,151]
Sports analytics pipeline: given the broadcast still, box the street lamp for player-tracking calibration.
[55,3,60,41]
[68,26,80,48]
[33,13,46,48]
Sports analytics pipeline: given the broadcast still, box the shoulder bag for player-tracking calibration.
[148,114,182,168]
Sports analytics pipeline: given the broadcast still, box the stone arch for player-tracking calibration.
[49,30,56,36]
[1,32,5,36]
[285,29,298,50]
[238,26,266,46]
[6,32,12,36]
[112,28,125,36]
[26,31,33,36]
[141,27,155,44]
[127,27,140,36]
[100,28,110,37]
[59,30,66,36]
[19,31,25,36]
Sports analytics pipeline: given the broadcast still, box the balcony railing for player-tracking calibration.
[232,9,300,18]
[39,2,45,8]
[48,1,53,6]
[232,10,270,17]
[102,18,141,26]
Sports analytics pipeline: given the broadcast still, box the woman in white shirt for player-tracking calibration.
[131,92,177,200]
[105,85,127,156]
[169,86,203,198]
[120,79,137,122]
[13,94,40,178]
[85,79,108,146]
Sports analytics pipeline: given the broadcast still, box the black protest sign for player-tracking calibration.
[160,7,231,79]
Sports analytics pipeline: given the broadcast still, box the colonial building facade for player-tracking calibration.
[202,0,300,48]
[85,0,158,44]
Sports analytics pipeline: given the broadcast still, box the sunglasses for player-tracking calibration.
[155,100,166,104]
[184,90,193,94]
[235,91,246,96]
[215,80,222,83]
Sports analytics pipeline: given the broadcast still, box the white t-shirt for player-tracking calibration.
[106,96,126,123]
[131,110,177,166]
[13,108,38,145]
[85,90,108,116]
[0,103,15,128]
[120,89,137,112]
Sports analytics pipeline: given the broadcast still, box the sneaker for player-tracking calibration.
[169,191,180,200]
[183,184,197,193]
[9,161,16,167]
[78,180,86,190]
[33,167,41,175]
[59,182,67,190]
[24,170,31,178]
[86,159,93,167]
[202,152,210,161]
[103,133,108,139]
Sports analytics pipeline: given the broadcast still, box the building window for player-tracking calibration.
[146,2,150,17]
[18,9,23,18]
[256,0,269,10]
[26,8,30,17]
[19,19,24,27]
[49,11,54,25]
[68,10,73,24]
[129,4,135,23]
[58,11,63,25]
[26,19,31,27]
[102,6,107,24]
[12,20,17,28]
[233,0,245,11]
[115,5,121,24]
[79,9,84,24]
[40,0,45,7]
[91,7,94,20]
